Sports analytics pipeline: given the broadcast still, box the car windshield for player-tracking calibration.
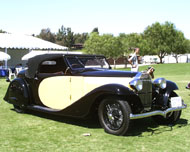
[66,56,110,69]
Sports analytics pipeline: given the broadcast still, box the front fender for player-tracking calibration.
[163,80,178,106]
[166,80,178,92]
[59,83,136,118]
[4,78,30,106]
[89,83,136,96]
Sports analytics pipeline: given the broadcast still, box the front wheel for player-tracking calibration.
[98,96,131,136]
[152,92,182,125]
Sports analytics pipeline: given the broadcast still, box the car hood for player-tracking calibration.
[74,69,139,78]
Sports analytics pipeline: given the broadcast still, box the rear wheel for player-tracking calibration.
[152,92,181,125]
[98,96,131,136]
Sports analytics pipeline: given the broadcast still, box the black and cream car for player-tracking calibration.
[4,54,187,135]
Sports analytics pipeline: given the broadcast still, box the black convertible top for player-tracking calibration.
[25,53,106,78]
[25,54,64,78]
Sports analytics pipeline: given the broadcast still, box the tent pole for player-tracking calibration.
[5,48,7,69]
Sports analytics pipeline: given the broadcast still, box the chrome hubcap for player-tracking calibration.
[105,103,124,130]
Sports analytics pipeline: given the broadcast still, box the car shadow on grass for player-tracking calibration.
[11,108,189,136]
[24,109,101,129]
[126,118,188,137]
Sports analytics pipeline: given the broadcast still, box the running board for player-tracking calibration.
[27,105,60,113]
[130,104,187,120]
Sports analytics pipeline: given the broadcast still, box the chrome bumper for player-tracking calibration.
[130,104,187,120]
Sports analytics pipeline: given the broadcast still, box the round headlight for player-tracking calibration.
[130,79,143,91]
[154,78,166,89]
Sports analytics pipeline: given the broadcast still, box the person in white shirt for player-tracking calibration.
[128,48,140,72]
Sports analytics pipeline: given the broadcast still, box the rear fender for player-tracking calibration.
[4,78,30,106]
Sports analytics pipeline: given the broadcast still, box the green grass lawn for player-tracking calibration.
[0,63,190,152]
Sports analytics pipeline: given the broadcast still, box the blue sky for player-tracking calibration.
[0,0,190,38]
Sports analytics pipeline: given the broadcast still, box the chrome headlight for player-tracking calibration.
[154,78,166,89]
[130,79,143,91]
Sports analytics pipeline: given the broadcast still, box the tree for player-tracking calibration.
[187,40,190,53]
[64,28,75,49]
[118,33,132,67]
[118,33,130,55]
[84,32,104,54]
[170,31,188,63]
[84,33,123,68]
[119,33,144,54]
[38,28,55,43]
[91,27,99,34]
[143,22,179,63]
[110,36,124,68]
[101,34,123,68]
[56,26,75,49]
[0,29,6,33]
[56,25,66,41]
[74,33,88,44]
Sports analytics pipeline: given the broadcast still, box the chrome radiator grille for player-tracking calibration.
[138,76,152,108]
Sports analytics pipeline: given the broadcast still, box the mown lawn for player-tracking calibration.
[0,63,190,152]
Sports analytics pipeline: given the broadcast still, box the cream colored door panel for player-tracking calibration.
[38,76,132,110]
[70,76,84,102]
[38,76,71,110]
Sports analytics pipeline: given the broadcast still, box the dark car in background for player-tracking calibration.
[4,53,187,135]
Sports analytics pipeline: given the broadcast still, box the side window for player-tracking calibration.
[42,61,56,65]
[66,57,84,69]
[38,57,66,74]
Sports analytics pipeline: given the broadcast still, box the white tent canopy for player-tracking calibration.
[0,33,67,50]
[0,51,11,61]
[0,33,68,68]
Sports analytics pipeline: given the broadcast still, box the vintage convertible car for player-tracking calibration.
[4,53,187,135]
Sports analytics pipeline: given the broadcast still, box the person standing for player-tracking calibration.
[128,48,140,72]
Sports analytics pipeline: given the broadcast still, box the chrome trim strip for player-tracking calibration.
[130,104,187,120]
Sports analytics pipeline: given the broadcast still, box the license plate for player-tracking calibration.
[171,97,182,108]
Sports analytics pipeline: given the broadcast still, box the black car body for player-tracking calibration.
[4,53,187,135]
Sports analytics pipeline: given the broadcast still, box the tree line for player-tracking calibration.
[85,22,190,64]
[1,21,190,64]
[36,25,89,50]
[36,22,190,64]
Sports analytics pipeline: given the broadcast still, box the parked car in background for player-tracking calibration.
[4,53,187,135]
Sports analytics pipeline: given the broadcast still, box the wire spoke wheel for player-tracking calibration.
[104,103,124,130]
[98,96,131,136]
